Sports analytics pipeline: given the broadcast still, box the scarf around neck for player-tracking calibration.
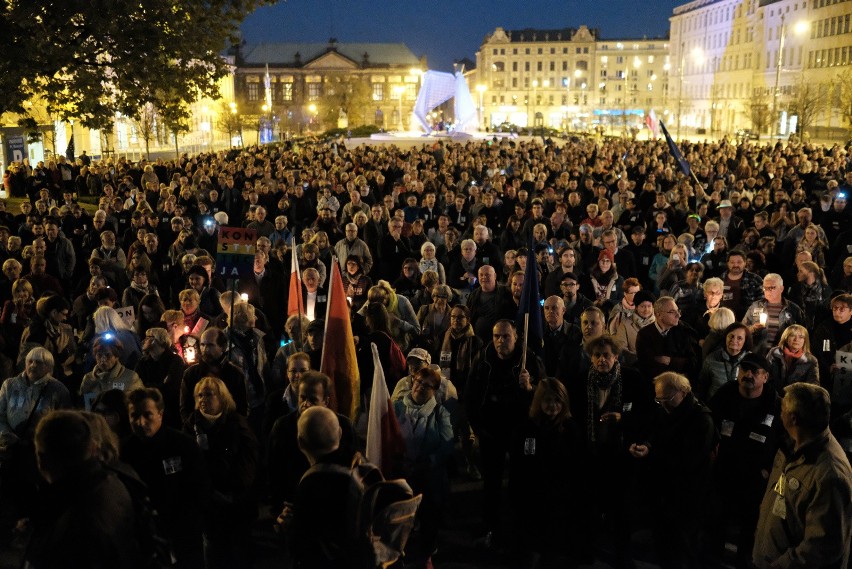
[586,361,622,443]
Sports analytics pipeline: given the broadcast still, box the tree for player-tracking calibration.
[134,103,159,160]
[746,93,770,138]
[0,0,273,129]
[787,78,826,137]
[216,101,244,146]
[319,74,374,128]
[835,69,852,137]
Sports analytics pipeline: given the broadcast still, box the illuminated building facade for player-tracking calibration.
[670,0,852,138]
[475,26,671,132]
[232,39,425,134]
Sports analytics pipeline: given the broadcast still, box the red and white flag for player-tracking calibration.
[287,237,304,318]
[366,342,405,476]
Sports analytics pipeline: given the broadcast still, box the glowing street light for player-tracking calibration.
[476,84,487,130]
[393,85,406,130]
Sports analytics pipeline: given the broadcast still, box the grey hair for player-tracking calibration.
[26,346,55,370]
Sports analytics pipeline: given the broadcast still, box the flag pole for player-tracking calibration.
[521,312,529,371]
[292,236,304,351]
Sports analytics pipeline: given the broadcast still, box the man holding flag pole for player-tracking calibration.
[466,238,546,547]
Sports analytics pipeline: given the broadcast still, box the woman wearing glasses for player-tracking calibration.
[393,366,454,568]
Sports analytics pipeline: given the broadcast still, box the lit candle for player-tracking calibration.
[759,312,768,325]
[240,293,249,302]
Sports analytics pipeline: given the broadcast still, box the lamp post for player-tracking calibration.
[530,79,538,129]
[677,41,685,139]
[772,18,809,137]
[393,85,406,131]
[307,103,317,132]
[771,14,787,138]
[476,84,487,131]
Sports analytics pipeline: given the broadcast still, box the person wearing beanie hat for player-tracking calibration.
[611,288,657,365]
[581,247,624,311]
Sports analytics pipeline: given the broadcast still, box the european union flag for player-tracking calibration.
[660,121,691,179]
[516,236,543,358]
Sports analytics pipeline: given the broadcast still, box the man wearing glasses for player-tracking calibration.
[629,372,717,569]
[559,271,594,329]
[742,274,804,356]
[636,296,701,381]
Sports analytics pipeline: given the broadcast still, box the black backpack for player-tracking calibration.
[302,454,422,569]
[108,464,176,569]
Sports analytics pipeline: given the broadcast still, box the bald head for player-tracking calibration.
[297,406,341,464]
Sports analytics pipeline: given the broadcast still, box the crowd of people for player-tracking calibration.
[0,133,851,569]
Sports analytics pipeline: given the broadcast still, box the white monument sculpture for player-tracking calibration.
[412,70,478,134]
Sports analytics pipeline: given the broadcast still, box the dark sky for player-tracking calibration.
[241,0,680,71]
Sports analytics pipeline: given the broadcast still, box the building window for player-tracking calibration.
[372,83,384,101]
[537,61,543,71]
[525,62,530,71]
[247,83,259,101]
[513,62,518,72]
[282,83,293,101]
[307,83,322,100]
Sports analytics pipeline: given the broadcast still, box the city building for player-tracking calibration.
[232,39,426,136]
[670,0,852,139]
[474,26,671,133]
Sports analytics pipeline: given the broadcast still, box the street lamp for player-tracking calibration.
[772,16,809,137]
[307,103,317,131]
[393,85,406,130]
[476,84,487,130]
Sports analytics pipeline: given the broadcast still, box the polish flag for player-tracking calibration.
[319,261,360,419]
[287,237,304,318]
[366,342,405,477]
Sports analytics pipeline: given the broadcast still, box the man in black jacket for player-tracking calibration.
[629,372,718,569]
[267,371,356,511]
[122,388,212,569]
[706,354,782,569]
[466,319,545,547]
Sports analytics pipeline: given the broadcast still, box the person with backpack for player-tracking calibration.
[277,406,372,569]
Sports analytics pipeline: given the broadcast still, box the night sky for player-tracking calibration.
[241,0,681,71]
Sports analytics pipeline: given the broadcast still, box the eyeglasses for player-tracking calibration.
[688,268,703,273]
[655,392,678,405]
[561,282,579,288]
[764,286,779,291]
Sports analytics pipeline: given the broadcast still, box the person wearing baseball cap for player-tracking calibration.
[390,348,457,407]
[714,199,745,247]
[705,350,782,569]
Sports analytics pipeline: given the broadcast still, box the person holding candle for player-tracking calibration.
[742,274,805,357]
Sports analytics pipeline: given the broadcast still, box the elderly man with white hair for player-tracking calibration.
[333,222,373,275]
